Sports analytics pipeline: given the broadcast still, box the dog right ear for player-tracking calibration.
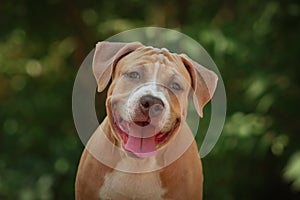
[92,41,142,92]
[180,54,218,118]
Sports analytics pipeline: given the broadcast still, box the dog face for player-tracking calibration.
[93,42,218,158]
[107,47,191,158]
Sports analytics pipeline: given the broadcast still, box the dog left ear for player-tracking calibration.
[180,54,218,118]
[93,41,142,92]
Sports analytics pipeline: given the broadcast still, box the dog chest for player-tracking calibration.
[99,158,165,200]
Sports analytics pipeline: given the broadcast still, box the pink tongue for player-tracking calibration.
[123,135,157,158]
[122,124,158,158]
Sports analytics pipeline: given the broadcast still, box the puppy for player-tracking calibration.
[75,42,218,200]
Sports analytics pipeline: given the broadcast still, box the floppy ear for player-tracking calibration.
[92,41,142,92]
[180,54,218,118]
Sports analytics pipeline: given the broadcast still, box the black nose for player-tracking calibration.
[139,95,164,117]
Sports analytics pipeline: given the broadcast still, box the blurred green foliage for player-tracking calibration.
[0,0,299,199]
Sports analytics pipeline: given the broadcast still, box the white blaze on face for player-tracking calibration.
[152,61,160,89]
[124,52,170,123]
[153,53,165,85]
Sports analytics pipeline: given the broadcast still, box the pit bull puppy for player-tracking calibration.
[75,41,218,200]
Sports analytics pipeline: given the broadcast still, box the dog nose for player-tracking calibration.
[139,95,164,117]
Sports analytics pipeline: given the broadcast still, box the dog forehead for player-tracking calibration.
[124,46,177,64]
[116,46,191,80]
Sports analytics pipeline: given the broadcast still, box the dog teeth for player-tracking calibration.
[156,132,164,139]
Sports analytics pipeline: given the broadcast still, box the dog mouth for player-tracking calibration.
[112,110,180,158]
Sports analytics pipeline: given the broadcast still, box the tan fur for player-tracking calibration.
[76,119,203,199]
[76,42,217,200]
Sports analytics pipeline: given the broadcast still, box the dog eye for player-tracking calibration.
[171,82,183,91]
[126,71,140,80]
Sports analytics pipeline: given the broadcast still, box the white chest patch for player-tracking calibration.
[99,157,165,200]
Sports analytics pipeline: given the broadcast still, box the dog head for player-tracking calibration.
[93,42,218,158]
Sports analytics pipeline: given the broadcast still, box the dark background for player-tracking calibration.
[0,0,300,199]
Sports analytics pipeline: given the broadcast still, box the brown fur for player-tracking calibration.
[76,42,217,200]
